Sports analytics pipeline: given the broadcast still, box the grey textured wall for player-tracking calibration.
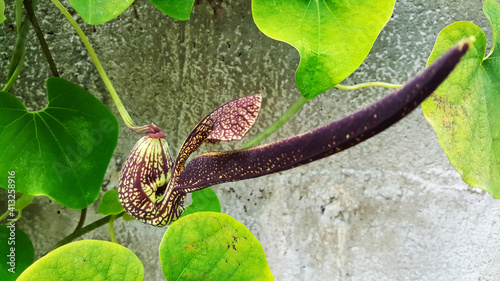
[1,0,500,280]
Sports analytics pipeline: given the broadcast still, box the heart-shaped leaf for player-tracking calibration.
[98,190,124,215]
[0,225,34,281]
[17,240,144,281]
[181,188,221,217]
[68,0,134,24]
[149,0,195,21]
[422,0,500,197]
[160,212,274,280]
[0,77,119,209]
[252,0,396,99]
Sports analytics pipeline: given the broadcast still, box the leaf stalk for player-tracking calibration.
[46,212,125,254]
[23,0,60,77]
[335,81,402,91]
[50,0,135,128]
[240,96,308,149]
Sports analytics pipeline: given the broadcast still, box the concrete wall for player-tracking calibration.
[1,0,500,280]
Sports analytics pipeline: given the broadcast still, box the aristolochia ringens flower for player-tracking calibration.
[119,95,262,226]
[118,41,469,227]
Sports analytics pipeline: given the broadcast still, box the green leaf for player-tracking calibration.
[149,0,195,21]
[0,0,6,24]
[68,0,134,24]
[0,77,119,209]
[17,240,144,281]
[485,0,500,58]
[122,212,135,221]
[160,212,274,280]
[252,0,395,100]
[0,225,34,281]
[182,188,221,217]
[422,0,500,197]
[98,190,124,215]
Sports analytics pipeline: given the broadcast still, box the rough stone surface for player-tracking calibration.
[1,0,499,280]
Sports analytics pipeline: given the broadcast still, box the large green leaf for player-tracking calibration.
[181,187,221,218]
[0,225,34,281]
[68,0,134,24]
[422,0,500,197]
[149,0,195,21]
[17,240,144,281]
[0,77,119,209]
[252,0,395,99]
[160,212,274,280]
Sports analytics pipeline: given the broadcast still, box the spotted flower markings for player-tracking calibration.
[119,42,469,227]
[118,135,174,225]
[119,95,263,226]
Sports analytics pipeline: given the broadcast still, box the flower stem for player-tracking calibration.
[46,212,125,254]
[335,81,402,91]
[108,214,118,243]
[240,96,308,149]
[50,0,135,128]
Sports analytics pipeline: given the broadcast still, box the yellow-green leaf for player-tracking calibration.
[18,240,144,281]
[160,212,274,280]
[422,0,500,197]
[0,0,6,24]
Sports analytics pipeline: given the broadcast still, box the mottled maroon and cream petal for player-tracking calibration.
[173,94,262,176]
[118,135,176,225]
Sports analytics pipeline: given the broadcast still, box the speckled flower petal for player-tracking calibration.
[118,135,176,225]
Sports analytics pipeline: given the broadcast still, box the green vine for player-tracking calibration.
[50,0,135,129]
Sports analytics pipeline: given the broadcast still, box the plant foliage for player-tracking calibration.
[252,0,396,99]
[160,212,274,280]
[423,0,500,197]
[0,78,119,209]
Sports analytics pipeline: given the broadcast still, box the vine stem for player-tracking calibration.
[108,214,118,243]
[46,212,125,254]
[335,81,402,91]
[240,96,308,149]
[15,0,23,32]
[50,0,135,128]
[2,51,26,92]
[5,211,21,226]
[3,7,30,92]
[0,194,34,224]
[24,0,59,77]
[73,207,87,232]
